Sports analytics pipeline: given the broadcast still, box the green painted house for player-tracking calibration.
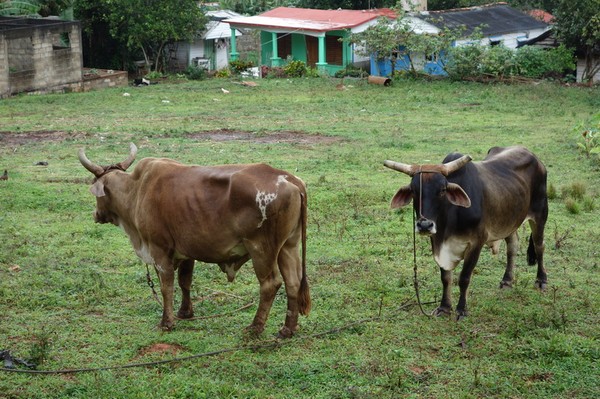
[225,7,397,76]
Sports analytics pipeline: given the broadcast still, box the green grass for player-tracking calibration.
[1,77,599,398]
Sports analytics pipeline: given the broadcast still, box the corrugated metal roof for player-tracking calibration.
[202,10,242,40]
[420,3,548,36]
[225,7,395,33]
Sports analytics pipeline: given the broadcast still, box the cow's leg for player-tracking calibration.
[500,231,519,288]
[433,269,453,316]
[277,239,302,338]
[152,252,176,330]
[456,246,483,320]
[176,259,195,319]
[246,241,282,335]
[529,219,547,290]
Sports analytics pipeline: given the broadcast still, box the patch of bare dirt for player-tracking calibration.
[136,343,185,359]
[0,130,76,145]
[188,129,343,145]
[1,129,343,146]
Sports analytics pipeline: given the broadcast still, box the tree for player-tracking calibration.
[0,0,72,18]
[105,0,206,72]
[553,0,600,83]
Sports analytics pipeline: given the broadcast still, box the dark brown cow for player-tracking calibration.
[385,146,548,319]
[79,143,310,338]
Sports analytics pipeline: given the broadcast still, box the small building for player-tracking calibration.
[224,7,404,76]
[371,3,552,76]
[1,16,127,97]
[172,10,243,72]
[1,16,83,97]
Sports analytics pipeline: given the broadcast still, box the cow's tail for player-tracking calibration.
[527,234,537,265]
[298,191,311,316]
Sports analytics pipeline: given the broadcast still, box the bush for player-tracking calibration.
[184,65,206,80]
[214,68,231,78]
[335,65,368,78]
[229,59,254,74]
[445,44,485,79]
[283,60,307,78]
[480,45,516,77]
[445,43,575,81]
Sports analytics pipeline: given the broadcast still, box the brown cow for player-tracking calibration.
[79,143,310,338]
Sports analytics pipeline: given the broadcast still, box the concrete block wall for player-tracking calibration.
[1,19,84,97]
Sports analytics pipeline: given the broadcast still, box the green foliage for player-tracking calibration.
[283,60,308,77]
[218,0,296,15]
[553,0,600,82]
[334,65,368,78]
[78,0,206,72]
[214,68,232,78]
[446,43,576,80]
[575,113,600,161]
[229,59,255,74]
[184,65,206,81]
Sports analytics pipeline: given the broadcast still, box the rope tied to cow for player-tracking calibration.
[412,172,434,318]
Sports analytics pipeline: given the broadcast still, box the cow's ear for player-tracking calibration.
[391,186,413,208]
[446,183,471,208]
[90,180,106,197]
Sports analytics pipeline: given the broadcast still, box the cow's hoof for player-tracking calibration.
[159,321,174,331]
[177,309,194,319]
[535,280,547,290]
[456,310,468,321]
[499,280,513,289]
[244,324,265,337]
[432,307,452,317]
[277,326,294,339]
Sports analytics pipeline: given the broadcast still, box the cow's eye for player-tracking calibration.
[439,188,446,198]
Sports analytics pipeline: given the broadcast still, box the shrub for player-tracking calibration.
[480,45,516,77]
[214,68,231,78]
[229,59,254,74]
[445,43,575,81]
[283,60,307,78]
[575,113,600,161]
[445,44,485,79]
[184,65,206,80]
[335,65,368,78]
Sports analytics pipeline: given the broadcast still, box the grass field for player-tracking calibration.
[0,77,599,398]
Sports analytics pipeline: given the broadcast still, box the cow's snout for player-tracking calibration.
[416,217,436,235]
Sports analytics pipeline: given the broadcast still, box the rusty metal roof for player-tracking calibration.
[225,7,395,33]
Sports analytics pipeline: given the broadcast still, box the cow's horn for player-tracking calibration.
[384,160,417,176]
[441,155,472,176]
[116,142,138,171]
[78,148,105,177]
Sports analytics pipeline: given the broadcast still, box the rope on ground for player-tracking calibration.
[0,300,433,375]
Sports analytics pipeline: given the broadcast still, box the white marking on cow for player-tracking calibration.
[256,191,277,227]
[435,237,469,271]
[277,175,288,186]
[255,176,287,228]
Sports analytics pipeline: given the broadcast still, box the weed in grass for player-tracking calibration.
[564,197,581,214]
[553,222,572,249]
[582,196,595,212]
[562,181,586,200]
[27,327,54,367]
[547,182,557,200]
